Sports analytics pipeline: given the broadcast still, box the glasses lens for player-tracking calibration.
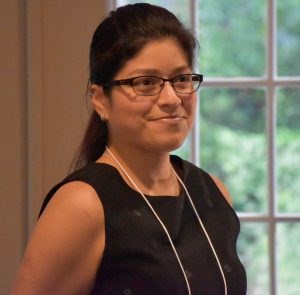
[132,76,162,96]
[173,74,201,94]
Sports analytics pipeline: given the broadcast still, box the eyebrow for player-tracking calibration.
[126,66,191,77]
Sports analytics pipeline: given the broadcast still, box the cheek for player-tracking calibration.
[108,101,152,130]
[184,97,197,125]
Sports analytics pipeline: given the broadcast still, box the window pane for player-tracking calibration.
[276,88,300,213]
[237,222,269,294]
[117,0,190,23]
[198,0,266,77]
[277,223,300,294]
[277,0,300,76]
[200,88,267,212]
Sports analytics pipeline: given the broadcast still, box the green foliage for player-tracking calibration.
[199,86,300,293]
[277,0,300,76]
[198,0,266,77]
[277,223,300,294]
[199,88,268,212]
[237,223,269,294]
[277,88,300,213]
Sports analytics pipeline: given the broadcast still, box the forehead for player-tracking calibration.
[116,38,190,78]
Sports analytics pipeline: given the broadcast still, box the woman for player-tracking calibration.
[12,3,246,295]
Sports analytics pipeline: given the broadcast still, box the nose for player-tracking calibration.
[156,82,181,108]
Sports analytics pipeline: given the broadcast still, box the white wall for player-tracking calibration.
[0,1,108,293]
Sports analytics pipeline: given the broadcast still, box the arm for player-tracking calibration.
[11,181,105,295]
[211,175,233,206]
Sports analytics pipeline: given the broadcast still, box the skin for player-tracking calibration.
[92,38,197,195]
[11,182,104,295]
[11,38,232,294]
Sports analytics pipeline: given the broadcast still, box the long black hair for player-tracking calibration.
[73,3,198,169]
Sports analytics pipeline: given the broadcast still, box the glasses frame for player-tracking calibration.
[103,74,203,96]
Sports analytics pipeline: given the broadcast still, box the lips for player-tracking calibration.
[149,114,185,121]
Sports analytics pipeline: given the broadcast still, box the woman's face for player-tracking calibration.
[94,38,197,154]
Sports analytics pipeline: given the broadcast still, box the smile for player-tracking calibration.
[150,114,185,121]
[149,115,186,126]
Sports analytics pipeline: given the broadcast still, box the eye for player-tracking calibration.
[175,74,191,83]
[133,77,158,86]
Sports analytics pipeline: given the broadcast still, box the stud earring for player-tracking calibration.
[100,113,106,121]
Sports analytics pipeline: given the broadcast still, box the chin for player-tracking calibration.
[149,137,186,154]
[168,139,185,151]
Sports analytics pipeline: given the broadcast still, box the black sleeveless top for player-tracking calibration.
[40,155,247,295]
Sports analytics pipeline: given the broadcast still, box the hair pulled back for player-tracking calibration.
[74,3,198,169]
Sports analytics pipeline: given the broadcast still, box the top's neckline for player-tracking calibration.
[91,156,184,199]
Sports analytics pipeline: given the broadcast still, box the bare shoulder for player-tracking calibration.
[11,181,105,294]
[37,180,105,237]
[42,181,104,221]
[210,175,233,206]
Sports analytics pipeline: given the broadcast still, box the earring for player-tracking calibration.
[100,113,106,121]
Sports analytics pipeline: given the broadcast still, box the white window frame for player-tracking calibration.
[113,1,300,294]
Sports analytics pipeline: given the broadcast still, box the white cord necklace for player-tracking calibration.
[105,147,228,295]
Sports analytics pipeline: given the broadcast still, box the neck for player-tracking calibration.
[101,144,178,196]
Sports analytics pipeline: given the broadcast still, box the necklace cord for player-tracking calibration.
[105,147,191,295]
[172,167,228,295]
[105,147,227,295]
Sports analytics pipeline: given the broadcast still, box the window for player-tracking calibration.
[116,1,300,294]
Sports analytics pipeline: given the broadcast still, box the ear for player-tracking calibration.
[90,84,110,120]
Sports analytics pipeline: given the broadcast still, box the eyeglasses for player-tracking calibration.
[104,74,203,96]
